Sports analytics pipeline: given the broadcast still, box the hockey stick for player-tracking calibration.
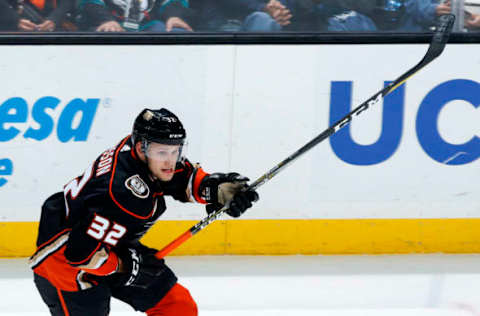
[155,14,455,260]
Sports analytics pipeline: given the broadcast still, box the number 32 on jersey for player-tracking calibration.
[87,214,127,246]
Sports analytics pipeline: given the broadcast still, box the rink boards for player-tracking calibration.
[2,219,480,257]
[0,45,478,257]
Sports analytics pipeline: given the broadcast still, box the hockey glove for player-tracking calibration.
[200,172,249,205]
[116,246,167,289]
[206,189,259,218]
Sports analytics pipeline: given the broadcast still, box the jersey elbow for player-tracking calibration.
[65,244,119,276]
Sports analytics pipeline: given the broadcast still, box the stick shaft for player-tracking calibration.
[155,14,455,259]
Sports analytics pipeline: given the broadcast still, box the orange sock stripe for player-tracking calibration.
[56,288,70,316]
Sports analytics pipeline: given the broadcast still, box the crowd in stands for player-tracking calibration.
[0,0,479,33]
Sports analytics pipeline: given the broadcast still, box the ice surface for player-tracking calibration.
[1,255,479,315]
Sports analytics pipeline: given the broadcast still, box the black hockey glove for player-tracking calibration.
[200,172,249,205]
[206,190,259,218]
[116,246,167,289]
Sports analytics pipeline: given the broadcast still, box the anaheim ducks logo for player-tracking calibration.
[125,175,149,199]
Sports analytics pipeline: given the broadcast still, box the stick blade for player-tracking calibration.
[426,14,455,61]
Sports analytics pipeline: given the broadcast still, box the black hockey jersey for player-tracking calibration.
[29,135,208,291]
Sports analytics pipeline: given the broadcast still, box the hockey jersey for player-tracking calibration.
[29,135,208,291]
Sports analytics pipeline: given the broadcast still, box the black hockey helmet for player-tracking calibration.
[132,108,186,146]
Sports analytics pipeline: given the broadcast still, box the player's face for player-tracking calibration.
[145,143,181,181]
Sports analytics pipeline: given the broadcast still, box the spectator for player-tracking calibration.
[158,0,288,32]
[435,1,480,32]
[453,3,480,31]
[270,0,376,32]
[436,0,452,16]
[322,0,377,16]
[0,0,75,31]
[370,0,450,32]
[324,6,377,31]
[465,12,480,29]
[309,0,448,32]
[264,0,294,29]
[270,0,317,31]
[0,0,19,31]
[78,0,192,32]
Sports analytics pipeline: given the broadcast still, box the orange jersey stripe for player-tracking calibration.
[109,137,156,219]
[81,250,119,276]
[34,246,80,291]
[57,288,70,316]
[192,167,208,204]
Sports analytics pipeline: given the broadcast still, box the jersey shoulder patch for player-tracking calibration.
[108,138,158,219]
[124,174,150,199]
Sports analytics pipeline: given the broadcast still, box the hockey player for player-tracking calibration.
[29,108,259,315]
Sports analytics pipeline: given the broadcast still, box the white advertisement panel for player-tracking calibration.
[0,44,478,221]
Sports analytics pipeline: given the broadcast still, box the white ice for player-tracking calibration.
[1,254,480,315]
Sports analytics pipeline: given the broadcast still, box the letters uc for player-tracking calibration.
[329,79,479,166]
